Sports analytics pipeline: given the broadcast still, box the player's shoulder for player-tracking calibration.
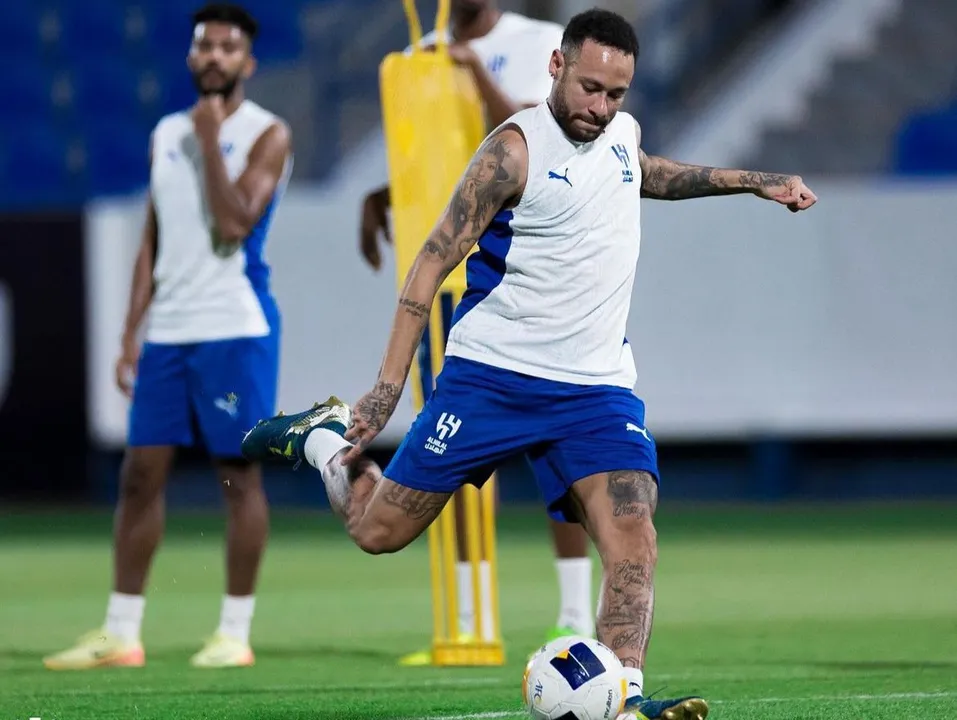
[150,110,192,147]
[609,110,640,140]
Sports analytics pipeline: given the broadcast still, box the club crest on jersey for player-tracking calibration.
[611,144,633,183]
[486,54,507,79]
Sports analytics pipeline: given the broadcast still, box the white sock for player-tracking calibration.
[455,560,496,641]
[624,667,644,696]
[217,595,255,645]
[456,562,475,637]
[304,428,352,471]
[104,592,145,644]
[555,557,594,637]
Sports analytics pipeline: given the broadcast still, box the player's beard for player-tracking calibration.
[191,68,240,99]
[549,82,608,144]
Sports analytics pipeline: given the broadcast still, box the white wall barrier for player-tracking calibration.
[86,179,957,448]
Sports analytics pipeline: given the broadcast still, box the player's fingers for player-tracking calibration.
[340,433,370,465]
[344,421,362,442]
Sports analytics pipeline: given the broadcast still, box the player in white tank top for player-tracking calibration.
[241,9,816,720]
[361,0,599,659]
[44,4,292,673]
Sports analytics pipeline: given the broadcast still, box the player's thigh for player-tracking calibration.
[383,357,532,499]
[188,333,279,460]
[527,387,660,526]
[128,342,193,448]
[355,474,454,554]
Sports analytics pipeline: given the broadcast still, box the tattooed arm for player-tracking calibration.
[634,121,817,210]
[341,126,528,463]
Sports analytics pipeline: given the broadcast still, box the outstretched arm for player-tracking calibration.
[342,126,528,461]
[633,124,816,211]
[637,148,817,211]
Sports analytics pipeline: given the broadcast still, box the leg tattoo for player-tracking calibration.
[595,471,658,670]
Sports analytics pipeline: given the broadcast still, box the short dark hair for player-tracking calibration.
[561,8,639,60]
[192,3,259,41]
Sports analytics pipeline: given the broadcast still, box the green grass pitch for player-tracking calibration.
[2,503,956,720]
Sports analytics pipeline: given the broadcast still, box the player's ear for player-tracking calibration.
[548,49,562,79]
[242,54,257,80]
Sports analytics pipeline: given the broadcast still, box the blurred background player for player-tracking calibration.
[43,3,292,670]
[359,0,597,664]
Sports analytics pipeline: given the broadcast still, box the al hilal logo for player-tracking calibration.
[425,412,461,455]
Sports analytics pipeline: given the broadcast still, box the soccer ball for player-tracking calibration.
[523,636,627,720]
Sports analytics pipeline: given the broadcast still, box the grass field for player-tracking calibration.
[2,503,956,720]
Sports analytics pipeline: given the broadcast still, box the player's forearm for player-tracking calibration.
[468,61,521,127]
[376,260,444,390]
[200,141,255,244]
[641,156,790,201]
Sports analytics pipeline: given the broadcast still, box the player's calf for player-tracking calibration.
[242,398,451,554]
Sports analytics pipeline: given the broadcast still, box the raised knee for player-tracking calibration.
[353,523,402,555]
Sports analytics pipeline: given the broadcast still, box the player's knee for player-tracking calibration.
[596,512,658,567]
[352,522,401,555]
[119,453,166,502]
[217,460,263,505]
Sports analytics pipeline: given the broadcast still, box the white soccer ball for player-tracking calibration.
[523,636,627,720]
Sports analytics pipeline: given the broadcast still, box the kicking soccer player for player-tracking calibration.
[244,8,815,719]
[44,3,292,670]
[360,0,597,661]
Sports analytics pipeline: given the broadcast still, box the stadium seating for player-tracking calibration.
[0,0,309,211]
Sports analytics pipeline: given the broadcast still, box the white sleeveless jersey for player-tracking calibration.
[445,104,643,388]
[145,100,291,344]
[416,12,564,106]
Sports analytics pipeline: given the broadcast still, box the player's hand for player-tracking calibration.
[446,42,479,69]
[422,42,479,70]
[757,175,817,213]
[359,186,392,271]
[193,95,226,149]
[341,381,402,464]
[115,335,140,398]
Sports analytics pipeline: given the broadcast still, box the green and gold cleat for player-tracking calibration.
[241,396,351,467]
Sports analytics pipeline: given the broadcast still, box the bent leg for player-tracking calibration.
[319,449,451,554]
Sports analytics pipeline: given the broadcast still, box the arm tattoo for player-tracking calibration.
[423,130,523,272]
[354,381,402,435]
[399,298,430,319]
[606,470,658,518]
[381,485,451,521]
[640,151,790,200]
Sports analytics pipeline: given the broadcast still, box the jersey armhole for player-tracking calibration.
[498,121,529,212]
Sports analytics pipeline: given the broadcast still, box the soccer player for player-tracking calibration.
[360,0,598,658]
[43,3,292,670]
[244,8,815,719]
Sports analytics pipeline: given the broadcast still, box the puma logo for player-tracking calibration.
[548,168,572,187]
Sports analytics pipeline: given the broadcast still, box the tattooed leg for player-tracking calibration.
[570,470,659,671]
[322,454,451,555]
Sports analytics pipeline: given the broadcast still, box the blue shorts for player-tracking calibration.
[128,331,279,459]
[385,356,659,522]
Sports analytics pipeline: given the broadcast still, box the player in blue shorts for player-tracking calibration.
[243,8,816,719]
[44,4,292,670]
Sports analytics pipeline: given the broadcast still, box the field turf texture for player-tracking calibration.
[2,503,956,720]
